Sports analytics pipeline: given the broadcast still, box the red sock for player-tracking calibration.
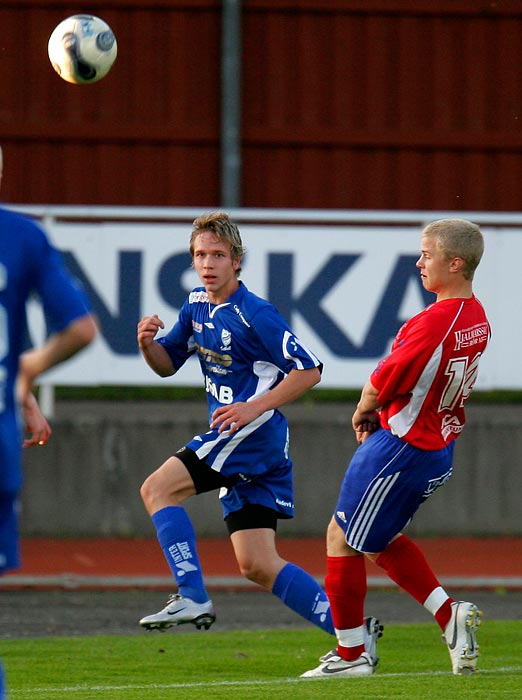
[434,599,453,631]
[376,535,453,630]
[325,555,367,660]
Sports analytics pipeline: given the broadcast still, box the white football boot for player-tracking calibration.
[443,601,482,675]
[301,651,376,678]
[319,616,383,666]
[139,593,215,631]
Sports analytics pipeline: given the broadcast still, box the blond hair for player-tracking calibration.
[423,218,484,280]
[190,211,245,276]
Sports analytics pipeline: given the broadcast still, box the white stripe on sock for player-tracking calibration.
[423,586,449,615]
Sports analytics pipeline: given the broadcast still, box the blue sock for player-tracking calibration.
[151,506,209,603]
[272,562,334,635]
[0,660,4,700]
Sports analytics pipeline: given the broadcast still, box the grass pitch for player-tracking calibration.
[3,621,521,700]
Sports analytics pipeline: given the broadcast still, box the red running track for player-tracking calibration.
[2,537,521,590]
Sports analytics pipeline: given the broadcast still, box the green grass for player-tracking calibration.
[3,622,521,700]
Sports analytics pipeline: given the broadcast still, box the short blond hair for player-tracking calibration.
[423,218,484,281]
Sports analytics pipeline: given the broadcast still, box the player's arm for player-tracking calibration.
[211,366,321,434]
[254,366,321,411]
[352,379,381,443]
[137,314,176,377]
[17,314,97,401]
[21,392,52,448]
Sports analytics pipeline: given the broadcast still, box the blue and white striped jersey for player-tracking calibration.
[157,281,322,425]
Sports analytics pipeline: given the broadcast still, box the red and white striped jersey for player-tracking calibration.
[371,295,491,450]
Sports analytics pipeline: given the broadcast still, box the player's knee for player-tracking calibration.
[237,557,272,588]
[326,516,350,556]
[140,469,189,513]
[139,473,156,509]
[140,472,171,511]
[236,555,257,580]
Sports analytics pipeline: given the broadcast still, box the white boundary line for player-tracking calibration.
[2,575,522,590]
[8,666,522,694]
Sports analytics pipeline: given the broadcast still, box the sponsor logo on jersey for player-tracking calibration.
[188,290,209,304]
[192,321,203,333]
[208,365,229,376]
[275,497,294,509]
[336,511,347,523]
[233,304,251,327]
[205,322,215,329]
[220,328,232,351]
[454,323,489,350]
[205,376,234,404]
[441,414,463,441]
[195,343,232,367]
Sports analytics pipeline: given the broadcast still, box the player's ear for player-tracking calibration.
[450,256,464,273]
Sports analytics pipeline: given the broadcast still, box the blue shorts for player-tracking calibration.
[184,409,294,520]
[0,491,21,574]
[1,417,24,574]
[334,428,454,553]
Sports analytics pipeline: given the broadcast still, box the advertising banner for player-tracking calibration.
[28,218,510,390]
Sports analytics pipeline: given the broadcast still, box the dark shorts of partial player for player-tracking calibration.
[334,428,454,553]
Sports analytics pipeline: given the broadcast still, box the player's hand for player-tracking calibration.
[22,393,52,448]
[354,428,375,445]
[352,408,380,444]
[210,402,262,434]
[137,314,165,349]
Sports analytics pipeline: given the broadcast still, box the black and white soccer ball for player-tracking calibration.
[48,14,117,85]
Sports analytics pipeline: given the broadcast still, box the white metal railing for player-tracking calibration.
[9,204,522,226]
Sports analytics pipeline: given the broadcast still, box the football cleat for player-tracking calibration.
[443,601,482,675]
[301,651,376,678]
[139,593,216,631]
[319,616,383,666]
[364,616,384,665]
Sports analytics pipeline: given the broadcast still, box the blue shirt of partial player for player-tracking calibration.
[0,207,92,490]
[157,282,322,425]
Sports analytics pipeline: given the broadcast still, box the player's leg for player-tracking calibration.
[301,517,376,678]
[302,430,410,678]
[0,490,20,700]
[361,433,481,674]
[138,450,216,630]
[372,534,453,628]
[226,507,334,635]
[372,534,481,674]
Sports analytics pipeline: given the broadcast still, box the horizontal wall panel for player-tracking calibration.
[1,2,521,209]
[0,1,222,205]
[241,2,522,210]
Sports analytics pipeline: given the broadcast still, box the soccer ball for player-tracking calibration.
[48,14,117,85]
